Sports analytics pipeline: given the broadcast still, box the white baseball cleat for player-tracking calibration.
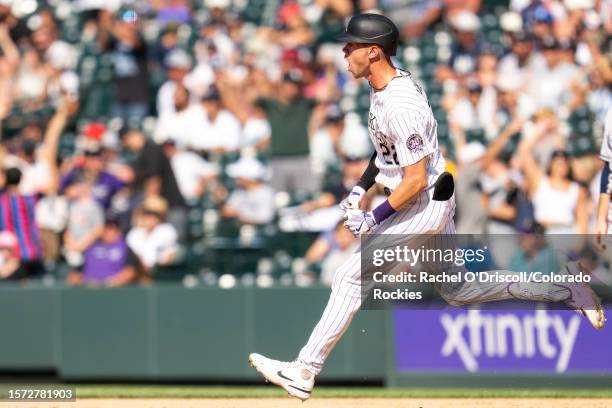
[249,353,315,401]
[562,262,606,330]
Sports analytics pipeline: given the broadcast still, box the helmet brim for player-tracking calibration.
[335,32,371,45]
[335,32,396,55]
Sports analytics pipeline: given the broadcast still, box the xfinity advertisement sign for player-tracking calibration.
[394,304,612,374]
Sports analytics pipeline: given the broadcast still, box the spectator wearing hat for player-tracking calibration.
[498,31,548,88]
[526,36,583,112]
[221,157,275,225]
[521,4,559,42]
[448,79,491,144]
[66,214,137,287]
[493,74,537,139]
[437,11,483,83]
[0,167,44,277]
[256,70,318,194]
[157,48,193,117]
[127,195,179,280]
[59,143,126,210]
[190,85,242,153]
[193,15,235,72]
[0,231,21,280]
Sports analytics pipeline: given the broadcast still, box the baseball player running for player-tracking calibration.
[249,14,605,401]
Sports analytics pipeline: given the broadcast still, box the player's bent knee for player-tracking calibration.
[437,290,474,307]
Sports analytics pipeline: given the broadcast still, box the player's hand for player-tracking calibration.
[343,209,377,235]
[339,186,365,211]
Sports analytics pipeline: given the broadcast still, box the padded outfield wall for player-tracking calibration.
[0,284,611,386]
[0,284,386,381]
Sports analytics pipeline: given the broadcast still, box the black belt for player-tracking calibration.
[381,172,454,201]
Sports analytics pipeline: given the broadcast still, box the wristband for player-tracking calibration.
[372,200,396,224]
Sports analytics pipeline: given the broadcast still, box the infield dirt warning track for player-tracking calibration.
[8,398,612,408]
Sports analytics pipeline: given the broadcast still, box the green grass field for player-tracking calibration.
[73,385,612,399]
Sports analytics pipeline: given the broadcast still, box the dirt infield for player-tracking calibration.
[11,398,612,408]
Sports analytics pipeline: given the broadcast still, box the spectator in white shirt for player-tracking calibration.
[127,196,178,280]
[8,138,52,196]
[221,157,275,225]
[161,139,219,203]
[156,48,193,116]
[526,36,582,113]
[189,85,241,153]
[448,79,495,143]
[497,31,546,91]
[156,84,241,153]
[154,83,201,147]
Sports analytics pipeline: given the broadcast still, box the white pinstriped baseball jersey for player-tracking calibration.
[296,71,458,376]
[368,69,446,194]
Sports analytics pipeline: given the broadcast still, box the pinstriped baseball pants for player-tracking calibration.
[297,194,577,374]
[298,194,455,375]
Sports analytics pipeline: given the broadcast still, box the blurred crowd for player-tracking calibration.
[0,0,610,286]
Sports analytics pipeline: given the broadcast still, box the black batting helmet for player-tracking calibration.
[337,13,399,56]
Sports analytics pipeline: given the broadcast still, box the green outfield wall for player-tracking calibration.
[0,284,387,381]
[1,284,611,387]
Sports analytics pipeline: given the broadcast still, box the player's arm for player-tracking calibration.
[340,152,379,210]
[387,159,428,210]
[344,113,434,235]
[371,114,434,222]
[356,152,379,192]
[344,157,428,235]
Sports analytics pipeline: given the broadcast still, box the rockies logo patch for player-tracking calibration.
[407,134,424,151]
